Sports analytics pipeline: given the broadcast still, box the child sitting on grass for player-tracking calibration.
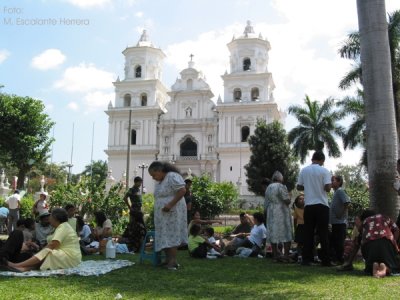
[188,224,220,259]
[204,227,223,257]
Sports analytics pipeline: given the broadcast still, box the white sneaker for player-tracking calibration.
[206,255,217,259]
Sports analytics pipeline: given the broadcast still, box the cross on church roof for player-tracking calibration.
[189,54,194,61]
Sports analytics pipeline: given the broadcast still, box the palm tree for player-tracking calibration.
[339,9,400,146]
[287,95,344,163]
[337,90,367,166]
[356,0,398,219]
[81,160,108,188]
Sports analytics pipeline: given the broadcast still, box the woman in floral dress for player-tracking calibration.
[265,171,293,262]
[148,161,188,270]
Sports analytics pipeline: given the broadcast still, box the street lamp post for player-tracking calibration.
[66,163,73,183]
[138,163,148,194]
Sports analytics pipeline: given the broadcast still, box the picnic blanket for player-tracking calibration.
[0,259,134,277]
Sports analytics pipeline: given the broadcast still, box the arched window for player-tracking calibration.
[187,79,193,90]
[243,58,251,71]
[131,129,136,145]
[234,88,242,102]
[251,87,259,101]
[141,93,147,106]
[180,138,197,157]
[241,126,250,142]
[135,66,142,78]
[123,94,131,107]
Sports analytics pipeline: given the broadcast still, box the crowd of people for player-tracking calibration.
[0,154,399,277]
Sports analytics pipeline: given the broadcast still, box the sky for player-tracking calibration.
[1,0,399,176]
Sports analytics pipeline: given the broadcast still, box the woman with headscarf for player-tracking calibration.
[265,171,293,262]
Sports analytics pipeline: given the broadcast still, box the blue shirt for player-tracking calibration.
[329,188,350,224]
[0,207,9,218]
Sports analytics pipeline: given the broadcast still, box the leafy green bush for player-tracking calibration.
[142,193,155,230]
[50,177,126,225]
[345,186,370,218]
[20,194,35,219]
[191,174,239,218]
[113,215,130,235]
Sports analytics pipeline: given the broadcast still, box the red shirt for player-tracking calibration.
[361,214,399,251]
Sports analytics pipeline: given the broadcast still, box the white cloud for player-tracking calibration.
[64,0,111,9]
[67,102,79,111]
[0,49,10,64]
[31,49,66,70]
[83,91,114,111]
[135,11,143,18]
[54,63,115,93]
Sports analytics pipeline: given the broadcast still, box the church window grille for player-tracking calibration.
[251,87,259,101]
[208,134,212,142]
[234,88,242,102]
[243,58,251,71]
[241,126,250,142]
[131,129,136,145]
[135,66,142,78]
[141,93,147,106]
[123,94,131,107]
[180,138,197,157]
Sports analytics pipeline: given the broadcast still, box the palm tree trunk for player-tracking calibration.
[357,0,399,219]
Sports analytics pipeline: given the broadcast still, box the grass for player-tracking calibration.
[0,251,398,300]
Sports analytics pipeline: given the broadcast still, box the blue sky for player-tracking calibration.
[1,0,399,175]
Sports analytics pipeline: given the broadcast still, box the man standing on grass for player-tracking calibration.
[297,151,332,266]
[123,176,143,214]
[5,190,21,234]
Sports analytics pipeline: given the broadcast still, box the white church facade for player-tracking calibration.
[105,21,284,196]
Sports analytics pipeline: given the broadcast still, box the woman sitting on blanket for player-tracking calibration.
[93,211,113,240]
[6,208,82,272]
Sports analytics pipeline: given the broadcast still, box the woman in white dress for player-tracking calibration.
[148,161,188,270]
[265,171,293,262]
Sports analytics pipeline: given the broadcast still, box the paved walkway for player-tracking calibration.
[216,214,240,226]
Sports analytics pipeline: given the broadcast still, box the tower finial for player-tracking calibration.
[139,29,149,42]
[244,20,255,37]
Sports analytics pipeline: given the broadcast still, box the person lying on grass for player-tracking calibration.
[188,224,221,259]
[5,208,81,272]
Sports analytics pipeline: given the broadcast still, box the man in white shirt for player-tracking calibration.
[297,151,332,266]
[5,190,21,234]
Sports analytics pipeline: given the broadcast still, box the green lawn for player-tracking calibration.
[0,251,398,300]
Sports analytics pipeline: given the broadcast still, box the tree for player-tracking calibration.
[0,93,55,189]
[357,0,398,219]
[287,95,344,163]
[339,9,400,149]
[333,163,369,218]
[245,120,299,195]
[81,160,108,189]
[336,90,367,166]
[191,174,239,218]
